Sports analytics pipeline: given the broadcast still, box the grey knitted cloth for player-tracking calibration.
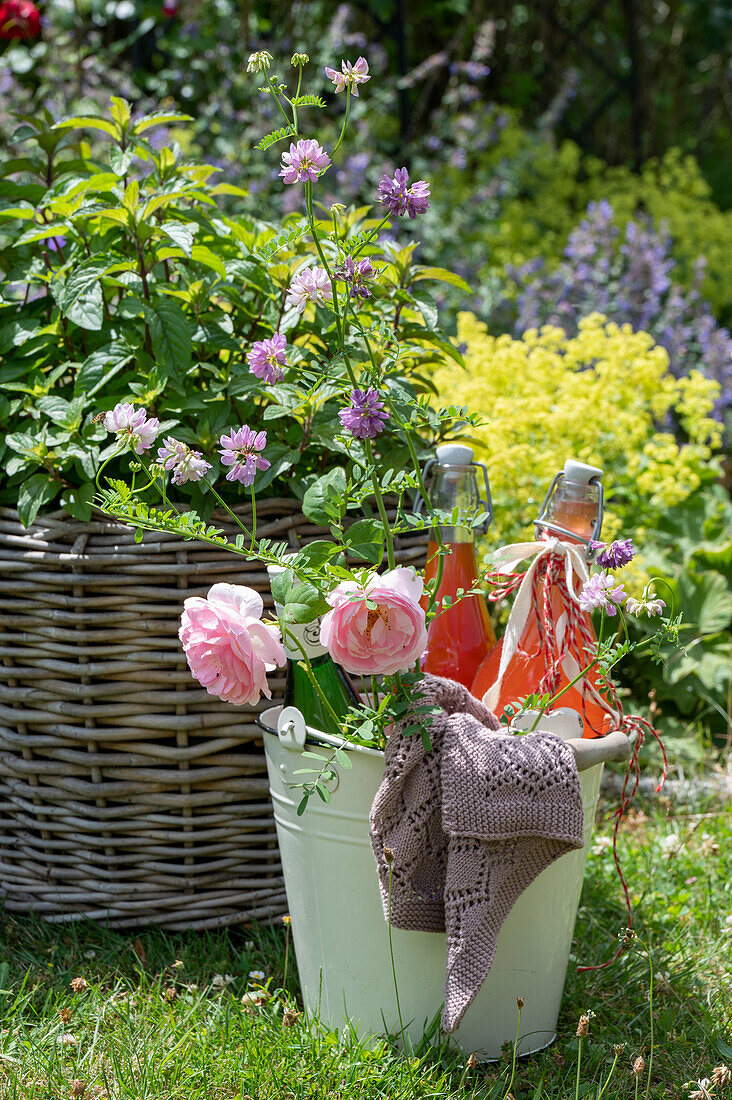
[370,675,584,1032]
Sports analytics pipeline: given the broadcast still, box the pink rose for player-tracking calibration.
[179,583,285,706]
[320,567,427,676]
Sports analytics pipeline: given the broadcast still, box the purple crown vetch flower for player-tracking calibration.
[325,56,370,95]
[218,426,270,486]
[156,438,212,485]
[247,334,288,384]
[625,595,666,618]
[579,571,627,616]
[590,538,636,570]
[333,256,373,299]
[338,388,389,439]
[377,168,430,219]
[285,267,333,313]
[104,402,159,454]
[279,139,331,184]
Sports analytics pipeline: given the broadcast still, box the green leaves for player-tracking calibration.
[343,519,384,565]
[302,469,347,526]
[142,299,192,371]
[269,568,330,625]
[59,259,109,331]
[17,473,61,527]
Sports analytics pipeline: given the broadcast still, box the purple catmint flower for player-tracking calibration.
[324,56,370,95]
[579,571,627,616]
[590,538,636,570]
[104,402,159,454]
[156,438,211,485]
[377,168,430,219]
[218,426,270,486]
[338,388,389,439]
[510,200,732,431]
[285,267,333,313]
[247,334,288,384]
[333,256,373,299]
[279,139,331,185]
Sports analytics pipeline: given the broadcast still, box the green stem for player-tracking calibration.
[387,859,408,1054]
[640,936,655,1100]
[280,623,343,732]
[207,484,255,545]
[597,1050,620,1100]
[351,213,392,259]
[502,1001,522,1100]
[574,1035,582,1100]
[291,66,303,133]
[364,438,396,571]
[265,72,296,134]
[331,87,351,155]
[250,487,257,551]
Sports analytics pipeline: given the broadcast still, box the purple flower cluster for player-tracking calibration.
[218,426,270,486]
[104,403,159,454]
[157,438,211,485]
[285,267,332,313]
[579,571,627,616]
[247,334,288,384]
[510,200,732,428]
[279,139,330,185]
[338,388,389,439]
[377,168,430,219]
[589,538,636,570]
[333,256,373,299]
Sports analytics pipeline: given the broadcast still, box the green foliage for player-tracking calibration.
[0,798,729,1095]
[0,100,463,525]
[625,486,732,742]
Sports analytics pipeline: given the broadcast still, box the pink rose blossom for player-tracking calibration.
[179,583,286,706]
[320,567,428,676]
[103,402,159,454]
[279,139,331,184]
[325,56,370,96]
[285,267,333,313]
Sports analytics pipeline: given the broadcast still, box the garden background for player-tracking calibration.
[0,1,731,1097]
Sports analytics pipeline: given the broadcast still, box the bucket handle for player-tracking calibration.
[277,706,307,751]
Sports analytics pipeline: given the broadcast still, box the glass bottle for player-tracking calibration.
[268,565,360,737]
[471,459,610,738]
[420,443,496,688]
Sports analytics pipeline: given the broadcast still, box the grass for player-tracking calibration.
[1,785,730,1100]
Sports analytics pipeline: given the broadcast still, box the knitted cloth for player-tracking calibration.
[370,675,584,1032]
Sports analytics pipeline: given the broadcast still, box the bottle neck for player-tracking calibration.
[274,606,328,662]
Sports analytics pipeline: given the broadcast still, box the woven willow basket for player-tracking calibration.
[0,503,427,930]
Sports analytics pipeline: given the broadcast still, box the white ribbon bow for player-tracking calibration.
[483,538,591,713]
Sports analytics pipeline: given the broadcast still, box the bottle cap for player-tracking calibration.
[436,442,474,466]
[563,459,604,485]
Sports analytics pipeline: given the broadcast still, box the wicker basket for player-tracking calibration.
[0,504,427,930]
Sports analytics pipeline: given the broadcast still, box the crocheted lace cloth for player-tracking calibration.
[370,675,584,1032]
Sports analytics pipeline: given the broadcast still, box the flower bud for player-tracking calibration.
[247,51,273,73]
[291,52,309,67]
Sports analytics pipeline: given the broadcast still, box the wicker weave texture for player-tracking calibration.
[0,504,426,930]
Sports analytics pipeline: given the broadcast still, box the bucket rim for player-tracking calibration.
[257,704,385,759]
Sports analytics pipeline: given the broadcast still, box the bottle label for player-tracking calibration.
[277,613,328,661]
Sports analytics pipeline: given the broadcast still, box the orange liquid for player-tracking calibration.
[471,493,610,738]
[422,539,496,689]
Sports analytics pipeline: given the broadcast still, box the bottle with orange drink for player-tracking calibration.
[472,460,611,738]
[420,444,496,689]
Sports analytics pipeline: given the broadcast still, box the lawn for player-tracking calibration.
[1,781,730,1100]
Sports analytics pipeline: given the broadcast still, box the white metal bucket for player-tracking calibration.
[261,706,604,1059]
